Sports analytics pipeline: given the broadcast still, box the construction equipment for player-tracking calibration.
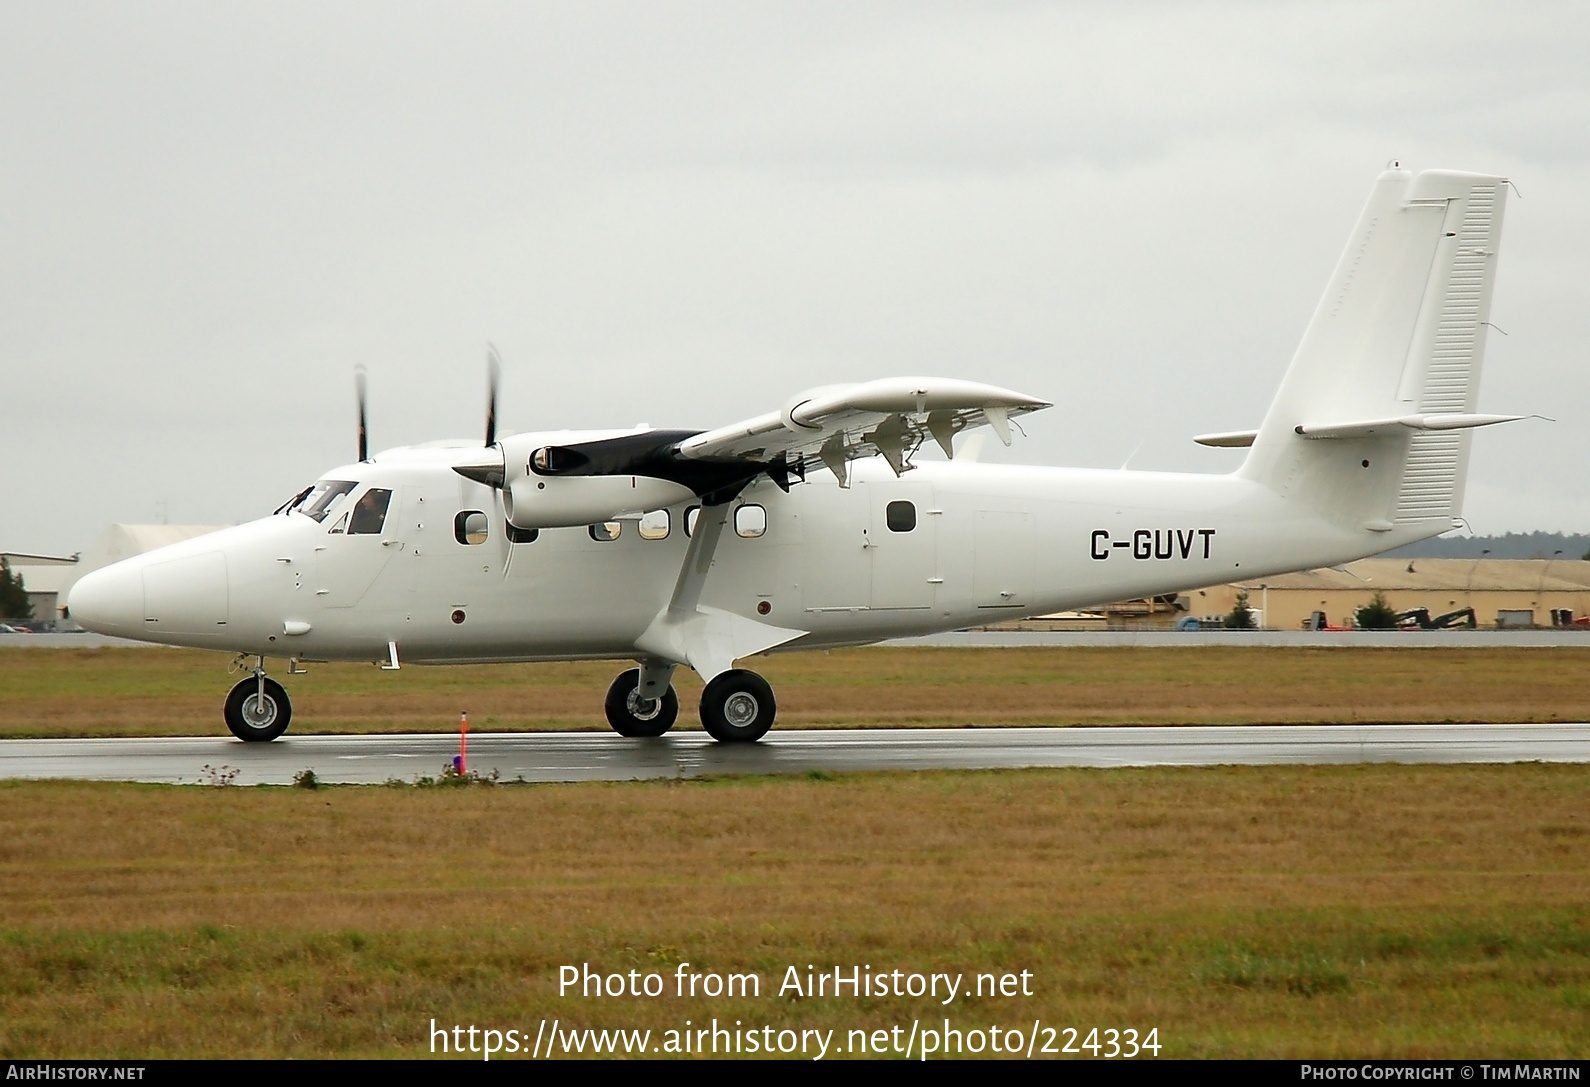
[1395,607,1478,630]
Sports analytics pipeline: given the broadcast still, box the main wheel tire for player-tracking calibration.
[604,669,679,738]
[223,676,292,742]
[699,669,776,743]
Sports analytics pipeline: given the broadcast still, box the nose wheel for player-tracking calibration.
[224,674,292,742]
[699,669,776,743]
[604,668,679,737]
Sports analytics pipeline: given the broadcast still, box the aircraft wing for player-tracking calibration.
[458,376,1051,504]
[673,377,1051,482]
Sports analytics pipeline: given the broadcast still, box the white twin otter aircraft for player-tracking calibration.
[70,166,1521,744]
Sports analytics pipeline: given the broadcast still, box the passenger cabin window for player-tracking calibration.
[297,480,356,523]
[350,489,393,535]
[589,522,622,542]
[734,504,767,539]
[684,506,701,537]
[454,510,488,545]
[638,510,670,541]
[507,525,539,544]
[885,500,916,533]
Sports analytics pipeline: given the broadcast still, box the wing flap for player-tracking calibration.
[675,377,1050,468]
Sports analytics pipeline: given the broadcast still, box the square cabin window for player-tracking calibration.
[885,500,917,533]
[454,510,488,545]
[734,504,767,539]
[638,510,670,541]
[589,522,622,542]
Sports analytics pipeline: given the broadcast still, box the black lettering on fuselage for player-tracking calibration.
[1088,529,1216,561]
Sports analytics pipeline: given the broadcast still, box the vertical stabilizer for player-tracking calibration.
[1241,168,1508,535]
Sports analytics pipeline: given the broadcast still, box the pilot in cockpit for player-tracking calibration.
[348,488,392,535]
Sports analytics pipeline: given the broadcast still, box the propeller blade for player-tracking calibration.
[355,366,369,462]
[485,344,502,448]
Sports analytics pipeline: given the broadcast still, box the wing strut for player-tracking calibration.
[633,500,806,681]
[667,504,730,620]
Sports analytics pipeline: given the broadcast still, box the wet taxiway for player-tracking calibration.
[0,723,1585,786]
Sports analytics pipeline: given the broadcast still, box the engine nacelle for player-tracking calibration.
[502,473,697,530]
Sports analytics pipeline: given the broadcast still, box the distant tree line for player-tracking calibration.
[1379,532,1590,560]
[0,559,31,619]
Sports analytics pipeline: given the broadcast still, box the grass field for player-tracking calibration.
[0,765,1584,1058]
[1,646,1586,1059]
[3,645,1590,737]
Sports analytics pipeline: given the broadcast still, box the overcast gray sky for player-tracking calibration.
[4,1,1587,557]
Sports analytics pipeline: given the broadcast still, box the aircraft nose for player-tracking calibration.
[67,563,144,636]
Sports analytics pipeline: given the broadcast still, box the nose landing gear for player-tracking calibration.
[224,664,292,742]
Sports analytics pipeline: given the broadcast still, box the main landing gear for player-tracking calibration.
[603,665,777,743]
[224,662,293,742]
[698,669,776,743]
[604,668,680,738]
[602,499,784,743]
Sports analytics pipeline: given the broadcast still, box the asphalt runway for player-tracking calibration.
[0,724,1586,786]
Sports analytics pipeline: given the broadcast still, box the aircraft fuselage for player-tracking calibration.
[70,451,1424,666]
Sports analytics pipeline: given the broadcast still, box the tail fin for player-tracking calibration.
[1242,167,1509,537]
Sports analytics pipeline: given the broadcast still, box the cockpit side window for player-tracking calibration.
[349,488,393,535]
[297,480,357,523]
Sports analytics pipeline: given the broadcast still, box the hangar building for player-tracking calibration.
[1188,558,1590,630]
[0,553,79,630]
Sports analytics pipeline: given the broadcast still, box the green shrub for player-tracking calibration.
[1224,590,1256,629]
[1355,591,1400,630]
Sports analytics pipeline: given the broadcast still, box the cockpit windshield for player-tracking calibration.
[295,480,357,523]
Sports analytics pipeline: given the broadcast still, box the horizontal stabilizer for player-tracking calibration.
[1293,413,1523,440]
[1193,429,1258,448]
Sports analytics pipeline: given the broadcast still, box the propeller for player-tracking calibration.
[355,366,369,462]
[485,344,501,448]
[453,345,508,487]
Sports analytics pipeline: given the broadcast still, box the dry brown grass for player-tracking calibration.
[0,765,1585,1058]
[3,645,1589,737]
